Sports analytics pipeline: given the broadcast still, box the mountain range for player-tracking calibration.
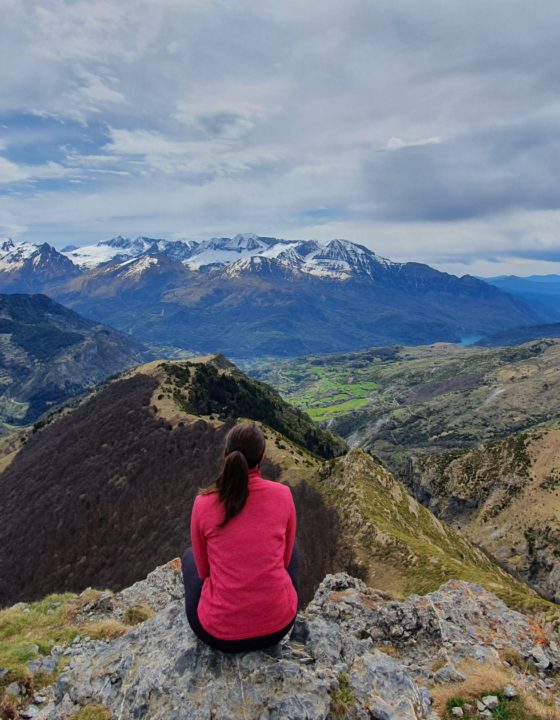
[0,234,546,358]
[482,274,560,321]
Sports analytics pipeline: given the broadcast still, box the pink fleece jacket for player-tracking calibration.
[191,468,297,640]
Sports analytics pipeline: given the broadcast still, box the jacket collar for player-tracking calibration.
[248,467,262,484]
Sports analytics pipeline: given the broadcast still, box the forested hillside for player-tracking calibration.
[0,293,151,428]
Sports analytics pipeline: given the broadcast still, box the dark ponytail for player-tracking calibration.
[199,423,266,528]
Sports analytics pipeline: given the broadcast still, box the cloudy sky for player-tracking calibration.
[1,0,560,277]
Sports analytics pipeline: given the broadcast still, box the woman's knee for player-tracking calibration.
[181,546,195,572]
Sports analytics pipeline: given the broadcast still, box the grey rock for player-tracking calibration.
[27,658,43,674]
[463,704,473,712]
[433,664,467,684]
[35,703,55,720]
[451,708,463,717]
[41,656,59,674]
[23,608,30,614]
[0,668,9,677]
[476,700,487,712]
[46,610,54,615]
[6,681,21,696]
[349,651,430,720]
[482,695,499,710]
[479,711,492,718]
[40,567,560,720]
[51,646,63,656]
[531,645,551,669]
[20,705,40,718]
[34,696,48,704]
[115,557,185,612]
[51,603,61,609]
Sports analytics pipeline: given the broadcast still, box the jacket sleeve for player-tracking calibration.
[191,497,210,580]
[284,491,297,568]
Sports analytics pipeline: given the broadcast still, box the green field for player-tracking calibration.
[251,362,380,421]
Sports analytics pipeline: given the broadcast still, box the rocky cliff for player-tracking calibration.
[402,428,560,604]
[5,562,560,720]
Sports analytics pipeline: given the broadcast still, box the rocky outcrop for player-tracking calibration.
[32,564,560,720]
[402,430,560,603]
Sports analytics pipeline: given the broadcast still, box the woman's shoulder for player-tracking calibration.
[193,492,220,512]
[259,477,293,500]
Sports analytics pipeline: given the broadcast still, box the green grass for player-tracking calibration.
[444,694,534,720]
[307,398,369,421]
[69,705,113,720]
[329,673,355,718]
[310,450,560,617]
[0,590,132,705]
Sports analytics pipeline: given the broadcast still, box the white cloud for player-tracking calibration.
[386,137,442,151]
[1,0,560,274]
[0,157,74,184]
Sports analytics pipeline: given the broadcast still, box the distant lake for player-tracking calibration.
[457,335,484,347]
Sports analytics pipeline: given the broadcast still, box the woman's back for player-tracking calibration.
[191,467,297,641]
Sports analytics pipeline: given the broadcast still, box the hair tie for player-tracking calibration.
[229,447,245,455]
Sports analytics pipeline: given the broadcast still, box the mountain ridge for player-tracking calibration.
[0,234,546,357]
[0,293,152,428]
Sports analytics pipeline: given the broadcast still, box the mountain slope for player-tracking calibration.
[403,428,560,604]
[0,293,151,427]
[253,339,560,467]
[0,355,547,617]
[476,322,560,347]
[0,235,545,357]
[482,274,560,321]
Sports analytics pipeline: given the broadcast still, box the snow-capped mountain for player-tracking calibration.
[0,238,81,292]
[0,233,547,359]
[60,232,398,280]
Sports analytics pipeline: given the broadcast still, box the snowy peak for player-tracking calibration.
[32,233,401,281]
[64,236,197,268]
[0,238,15,254]
[0,239,81,290]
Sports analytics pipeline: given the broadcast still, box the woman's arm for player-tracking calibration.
[284,493,297,568]
[191,497,210,580]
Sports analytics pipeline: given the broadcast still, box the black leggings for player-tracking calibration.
[181,540,299,653]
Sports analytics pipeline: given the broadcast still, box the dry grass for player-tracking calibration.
[0,694,19,720]
[124,604,155,626]
[431,657,447,672]
[329,673,355,719]
[69,704,113,720]
[500,648,532,672]
[375,645,401,658]
[431,663,560,720]
[81,620,129,641]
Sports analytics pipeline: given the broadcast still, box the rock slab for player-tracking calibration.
[35,568,560,720]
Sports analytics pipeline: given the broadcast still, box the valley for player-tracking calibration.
[403,427,560,605]
[251,339,560,467]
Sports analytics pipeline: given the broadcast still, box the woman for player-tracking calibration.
[181,422,299,653]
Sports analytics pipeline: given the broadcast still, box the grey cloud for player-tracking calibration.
[2,0,560,274]
[364,121,560,222]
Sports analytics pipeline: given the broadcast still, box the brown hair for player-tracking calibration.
[199,422,266,527]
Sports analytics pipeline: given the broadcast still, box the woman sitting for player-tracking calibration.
[182,422,299,653]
